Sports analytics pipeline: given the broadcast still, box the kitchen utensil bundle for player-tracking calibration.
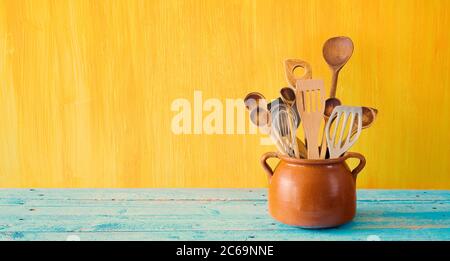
[251,36,378,229]
[245,36,377,160]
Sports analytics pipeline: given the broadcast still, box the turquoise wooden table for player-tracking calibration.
[0,189,449,241]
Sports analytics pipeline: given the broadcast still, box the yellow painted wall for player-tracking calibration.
[0,0,449,188]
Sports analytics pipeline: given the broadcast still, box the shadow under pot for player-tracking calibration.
[260,152,366,229]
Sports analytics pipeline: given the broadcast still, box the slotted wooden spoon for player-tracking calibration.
[295,79,326,159]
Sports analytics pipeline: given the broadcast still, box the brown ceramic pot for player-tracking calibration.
[260,152,366,228]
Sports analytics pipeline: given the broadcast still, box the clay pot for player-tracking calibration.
[260,152,366,228]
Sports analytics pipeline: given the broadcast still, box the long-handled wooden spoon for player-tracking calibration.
[319,97,341,158]
[249,106,287,155]
[280,87,296,108]
[249,106,271,133]
[279,87,300,158]
[323,36,354,98]
[244,92,267,111]
[348,107,378,138]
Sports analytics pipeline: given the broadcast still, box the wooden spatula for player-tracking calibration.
[325,105,362,159]
[284,59,313,87]
[295,79,326,159]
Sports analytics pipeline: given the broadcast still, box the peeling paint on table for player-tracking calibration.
[0,189,449,241]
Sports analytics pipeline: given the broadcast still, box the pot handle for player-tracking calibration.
[342,152,366,179]
[260,152,279,181]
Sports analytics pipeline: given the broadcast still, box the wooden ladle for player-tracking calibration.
[280,87,300,158]
[350,107,378,137]
[280,87,296,107]
[249,106,285,155]
[319,97,342,159]
[244,92,267,111]
[249,106,271,134]
[323,36,354,98]
[279,87,298,133]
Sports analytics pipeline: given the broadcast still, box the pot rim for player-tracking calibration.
[278,153,349,165]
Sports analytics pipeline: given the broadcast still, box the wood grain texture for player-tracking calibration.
[0,189,449,240]
[296,79,326,159]
[0,0,449,188]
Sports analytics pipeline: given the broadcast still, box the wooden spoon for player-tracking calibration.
[319,97,342,159]
[280,87,296,107]
[323,36,354,98]
[244,92,267,111]
[249,106,287,155]
[249,106,271,133]
[349,107,378,137]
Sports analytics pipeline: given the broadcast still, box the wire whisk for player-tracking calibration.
[271,104,300,158]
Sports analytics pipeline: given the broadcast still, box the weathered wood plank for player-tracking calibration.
[0,213,448,233]
[0,200,448,216]
[0,189,267,201]
[1,195,449,207]
[1,228,449,241]
[0,189,449,241]
[0,202,448,231]
[0,189,449,201]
